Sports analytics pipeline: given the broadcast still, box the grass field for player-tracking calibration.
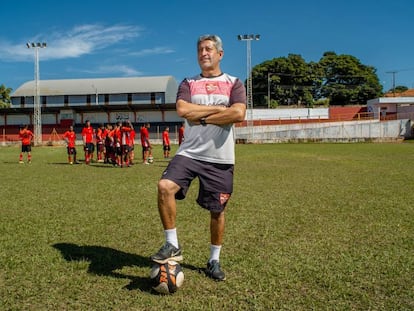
[1,143,413,310]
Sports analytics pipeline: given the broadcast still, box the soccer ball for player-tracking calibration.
[150,261,184,294]
[147,155,154,164]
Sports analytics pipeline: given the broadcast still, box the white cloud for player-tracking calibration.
[77,65,143,76]
[129,47,175,57]
[0,23,142,62]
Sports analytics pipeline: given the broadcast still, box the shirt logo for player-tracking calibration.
[205,82,218,94]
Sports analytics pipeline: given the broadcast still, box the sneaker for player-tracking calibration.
[150,242,183,264]
[19,161,24,164]
[205,260,226,281]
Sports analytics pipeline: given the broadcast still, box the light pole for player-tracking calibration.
[26,42,47,146]
[92,84,98,105]
[237,34,260,140]
[267,72,271,109]
[386,70,397,97]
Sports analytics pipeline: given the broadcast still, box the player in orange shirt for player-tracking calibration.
[129,125,136,165]
[81,120,95,165]
[63,125,78,164]
[96,124,106,163]
[113,121,122,166]
[104,123,115,164]
[120,120,134,167]
[162,126,171,158]
[18,124,34,163]
[140,122,152,164]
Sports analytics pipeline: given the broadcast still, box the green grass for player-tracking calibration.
[1,143,413,310]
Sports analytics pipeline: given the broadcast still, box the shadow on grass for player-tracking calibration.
[52,243,202,292]
[53,243,153,292]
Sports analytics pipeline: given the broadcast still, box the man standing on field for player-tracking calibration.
[140,122,151,164]
[150,34,246,281]
[178,122,185,145]
[63,125,78,164]
[18,124,34,163]
[81,120,95,165]
[162,127,171,158]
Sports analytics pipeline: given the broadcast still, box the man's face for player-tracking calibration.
[197,40,223,72]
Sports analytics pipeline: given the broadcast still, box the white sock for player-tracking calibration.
[165,228,179,249]
[209,244,222,263]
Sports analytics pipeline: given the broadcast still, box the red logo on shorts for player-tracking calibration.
[220,193,231,205]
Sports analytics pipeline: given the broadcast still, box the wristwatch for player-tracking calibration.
[200,117,207,126]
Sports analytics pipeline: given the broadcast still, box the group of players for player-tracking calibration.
[18,120,183,166]
[63,120,154,167]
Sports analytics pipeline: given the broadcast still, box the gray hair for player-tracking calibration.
[197,34,223,52]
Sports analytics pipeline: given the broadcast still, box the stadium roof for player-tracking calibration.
[11,76,178,103]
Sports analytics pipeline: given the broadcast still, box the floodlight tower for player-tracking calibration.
[386,70,397,97]
[26,42,47,146]
[237,34,260,140]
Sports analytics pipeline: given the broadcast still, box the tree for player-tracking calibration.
[318,52,382,105]
[252,54,321,107]
[0,84,12,108]
[251,52,382,107]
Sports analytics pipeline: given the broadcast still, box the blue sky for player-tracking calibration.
[1,0,414,93]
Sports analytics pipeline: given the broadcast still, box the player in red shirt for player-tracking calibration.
[120,120,134,167]
[129,126,136,165]
[104,123,115,164]
[63,125,78,164]
[81,120,95,164]
[178,122,185,146]
[162,127,171,158]
[113,121,122,166]
[18,124,34,163]
[101,124,109,163]
[96,124,105,163]
[140,122,152,164]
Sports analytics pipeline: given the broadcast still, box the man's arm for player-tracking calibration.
[202,103,246,126]
[176,99,245,126]
[176,99,226,122]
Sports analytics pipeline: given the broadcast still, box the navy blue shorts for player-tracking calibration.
[67,147,76,155]
[21,144,31,153]
[115,146,122,156]
[84,143,94,153]
[160,155,234,213]
[122,145,131,154]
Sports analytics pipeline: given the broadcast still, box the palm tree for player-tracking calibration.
[0,84,12,108]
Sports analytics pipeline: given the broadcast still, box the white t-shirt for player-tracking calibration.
[176,73,246,164]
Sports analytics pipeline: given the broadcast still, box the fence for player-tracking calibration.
[235,119,413,143]
[2,114,413,146]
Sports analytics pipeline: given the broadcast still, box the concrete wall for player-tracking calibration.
[251,108,329,120]
[235,119,413,143]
